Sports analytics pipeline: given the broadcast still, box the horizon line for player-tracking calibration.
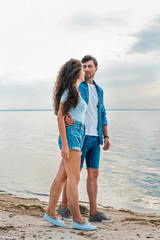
[0,109,160,112]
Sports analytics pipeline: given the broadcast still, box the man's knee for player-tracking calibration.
[87,168,99,180]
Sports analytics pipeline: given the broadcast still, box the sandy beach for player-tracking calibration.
[0,192,160,240]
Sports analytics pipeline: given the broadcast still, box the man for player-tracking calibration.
[58,55,112,223]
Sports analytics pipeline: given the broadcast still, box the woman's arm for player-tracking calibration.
[57,103,69,160]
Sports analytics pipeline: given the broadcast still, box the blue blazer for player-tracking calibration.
[79,80,108,145]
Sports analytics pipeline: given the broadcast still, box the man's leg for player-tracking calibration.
[84,137,100,215]
[87,168,99,215]
[87,167,112,223]
[85,137,112,222]
[86,138,112,223]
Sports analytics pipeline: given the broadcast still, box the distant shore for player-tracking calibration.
[0,192,160,240]
[0,108,160,111]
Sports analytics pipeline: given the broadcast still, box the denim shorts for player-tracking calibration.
[81,136,100,169]
[58,121,85,153]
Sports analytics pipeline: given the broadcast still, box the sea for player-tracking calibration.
[0,110,160,214]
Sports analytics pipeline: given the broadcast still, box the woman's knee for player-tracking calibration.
[76,174,80,183]
[56,171,67,183]
[68,174,80,184]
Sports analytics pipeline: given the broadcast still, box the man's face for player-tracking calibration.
[82,60,97,80]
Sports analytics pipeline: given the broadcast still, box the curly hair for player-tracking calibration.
[53,58,82,116]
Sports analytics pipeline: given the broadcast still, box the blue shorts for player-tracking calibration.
[58,121,85,152]
[81,136,100,169]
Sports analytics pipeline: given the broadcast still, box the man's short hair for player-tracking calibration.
[81,55,98,67]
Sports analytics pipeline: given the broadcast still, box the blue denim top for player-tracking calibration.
[79,80,108,145]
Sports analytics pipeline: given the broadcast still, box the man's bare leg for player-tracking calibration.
[87,168,99,215]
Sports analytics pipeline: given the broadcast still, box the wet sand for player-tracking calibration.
[0,193,160,240]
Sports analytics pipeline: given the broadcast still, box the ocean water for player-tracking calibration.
[0,110,160,214]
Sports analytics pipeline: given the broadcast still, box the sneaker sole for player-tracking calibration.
[62,217,73,222]
[102,219,113,223]
[90,219,113,223]
[72,227,97,231]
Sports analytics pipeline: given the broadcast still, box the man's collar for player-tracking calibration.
[84,79,96,85]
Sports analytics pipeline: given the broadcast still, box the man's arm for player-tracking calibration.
[102,125,110,151]
[100,88,110,150]
[101,90,108,126]
[64,113,75,126]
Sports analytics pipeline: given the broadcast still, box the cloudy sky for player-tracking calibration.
[0,0,160,109]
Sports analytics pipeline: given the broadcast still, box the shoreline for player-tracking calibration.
[0,192,160,240]
[1,190,159,216]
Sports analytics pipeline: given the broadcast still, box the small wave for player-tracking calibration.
[24,190,49,197]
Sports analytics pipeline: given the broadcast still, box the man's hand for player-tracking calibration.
[103,138,110,151]
[64,113,75,127]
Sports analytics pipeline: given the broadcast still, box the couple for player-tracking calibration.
[44,55,112,231]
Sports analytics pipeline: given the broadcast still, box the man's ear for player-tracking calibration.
[95,67,98,72]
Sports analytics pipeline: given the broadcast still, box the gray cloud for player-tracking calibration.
[1,58,159,110]
[97,57,160,109]
[130,15,160,53]
[63,10,127,31]
[96,58,160,89]
[0,81,53,109]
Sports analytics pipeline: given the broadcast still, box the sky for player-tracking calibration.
[0,0,160,109]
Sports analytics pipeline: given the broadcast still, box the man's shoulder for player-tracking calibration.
[79,81,87,90]
[79,81,87,86]
[79,81,104,93]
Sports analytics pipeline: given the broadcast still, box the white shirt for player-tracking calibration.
[85,83,98,136]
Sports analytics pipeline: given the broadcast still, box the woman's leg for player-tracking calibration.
[47,158,67,219]
[64,150,85,224]
[61,180,68,208]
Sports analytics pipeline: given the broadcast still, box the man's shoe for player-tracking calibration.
[72,219,97,231]
[57,205,73,221]
[44,213,66,227]
[89,211,113,223]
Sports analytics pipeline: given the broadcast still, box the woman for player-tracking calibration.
[44,59,97,231]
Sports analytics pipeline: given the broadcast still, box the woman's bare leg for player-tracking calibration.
[64,150,85,224]
[46,158,67,219]
[61,180,68,208]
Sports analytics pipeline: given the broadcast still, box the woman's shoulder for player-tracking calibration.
[60,89,69,103]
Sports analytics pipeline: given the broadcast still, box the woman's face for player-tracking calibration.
[79,69,85,82]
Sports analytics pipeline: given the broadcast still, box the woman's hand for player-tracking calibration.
[61,144,69,160]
